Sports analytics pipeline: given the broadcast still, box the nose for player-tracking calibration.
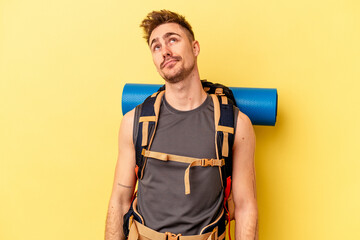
[161,45,172,58]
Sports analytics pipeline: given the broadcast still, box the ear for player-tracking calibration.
[192,40,200,56]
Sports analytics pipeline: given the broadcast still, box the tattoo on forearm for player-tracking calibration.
[118,183,132,189]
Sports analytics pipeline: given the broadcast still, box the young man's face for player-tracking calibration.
[148,23,199,83]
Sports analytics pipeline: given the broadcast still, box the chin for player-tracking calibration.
[164,77,183,84]
[162,73,183,84]
[161,63,195,84]
[162,70,184,83]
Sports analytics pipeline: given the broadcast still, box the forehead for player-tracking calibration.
[149,23,187,43]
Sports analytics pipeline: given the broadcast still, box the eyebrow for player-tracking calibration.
[150,32,182,48]
[150,38,159,48]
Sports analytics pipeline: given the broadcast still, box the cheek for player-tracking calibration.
[183,51,195,65]
[152,55,162,68]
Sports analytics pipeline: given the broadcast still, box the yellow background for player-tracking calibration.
[1,0,359,239]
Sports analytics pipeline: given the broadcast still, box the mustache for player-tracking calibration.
[160,56,182,69]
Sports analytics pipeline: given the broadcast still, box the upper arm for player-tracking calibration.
[232,111,257,210]
[109,108,137,204]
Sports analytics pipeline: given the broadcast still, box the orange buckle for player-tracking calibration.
[221,159,225,166]
[215,88,225,95]
[201,159,214,167]
[165,232,182,240]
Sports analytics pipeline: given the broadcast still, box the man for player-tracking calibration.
[105,10,258,240]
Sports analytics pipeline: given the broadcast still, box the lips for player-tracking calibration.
[162,59,177,68]
[160,56,182,69]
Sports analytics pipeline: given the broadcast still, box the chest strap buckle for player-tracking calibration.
[201,159,214,167]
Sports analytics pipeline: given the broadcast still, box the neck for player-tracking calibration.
[164,67,207,111]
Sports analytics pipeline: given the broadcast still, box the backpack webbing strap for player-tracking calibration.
[136,90,165,179]
[210,94,223,190]
[218,94,234,158]
[217,93,235,181]
[214,92,235,240]
[142,149,221,164]
[210,94,221,160]
[221,96,228,104]
[140,118,150,147]
[145,91,164,149]
[211,93,236,186]
[217,125,234,157]
[210,93,235,157]
[139,116,156,146]
[142,149,225,195]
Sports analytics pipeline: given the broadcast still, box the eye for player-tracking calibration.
[169,38,177,43]
[153,45,161,51]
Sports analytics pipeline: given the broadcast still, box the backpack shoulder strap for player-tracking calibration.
[210,92,235,193]
[211,91,236,239]
[134,90,165,179]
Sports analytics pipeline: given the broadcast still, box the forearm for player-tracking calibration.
[105,200,130,240]
[234,204,258,240]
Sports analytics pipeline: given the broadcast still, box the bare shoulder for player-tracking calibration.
[118,108,136,142]
[234,110,256,148]
[121,108,135,129]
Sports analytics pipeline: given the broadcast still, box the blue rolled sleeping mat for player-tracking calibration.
[122,83,278,126]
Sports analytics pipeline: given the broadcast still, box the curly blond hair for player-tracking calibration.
[140,10,195,44]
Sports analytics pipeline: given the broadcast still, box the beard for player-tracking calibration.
[161,58,195,84]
